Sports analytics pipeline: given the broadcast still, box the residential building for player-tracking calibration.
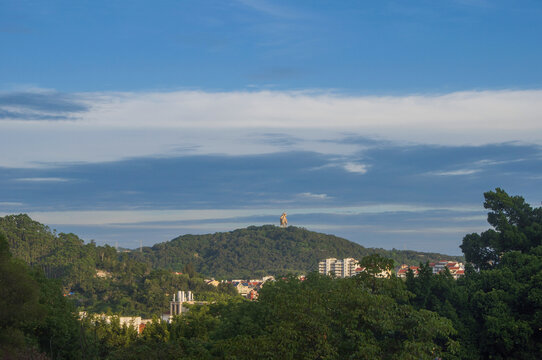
[319,258,360,278]
[354,266,392,278]
[396,261,465,279]
[396,265,420,278]
[429,261,465,279]
[205,279,220,287]
[79,313,150,334]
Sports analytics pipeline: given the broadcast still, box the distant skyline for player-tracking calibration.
[1,1,541,255]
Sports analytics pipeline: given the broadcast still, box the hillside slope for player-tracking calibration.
[141,225,463,278]
[0,215,462,279]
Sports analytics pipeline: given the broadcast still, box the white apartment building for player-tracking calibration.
[319,258,359,278]
[166,290,194,322]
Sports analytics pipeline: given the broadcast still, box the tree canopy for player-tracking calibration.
[1,189,541,359]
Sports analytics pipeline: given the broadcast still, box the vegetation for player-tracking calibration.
[0,233,82,358]
[1,188,541,359]
[94,270,458,360]
[143,225,463,278]
[0,214,461,316]
[0,214,239,317]
[406,188,542,359]
[1,216,461,282]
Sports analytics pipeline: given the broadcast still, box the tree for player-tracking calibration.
[0,233,44,355]
[183,263,197,278]
[460,188,542,269]
[0,232,82,359]
[212,273,458,359]
[457,189,542,358]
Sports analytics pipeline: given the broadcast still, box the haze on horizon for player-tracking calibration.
[1,0,541,255]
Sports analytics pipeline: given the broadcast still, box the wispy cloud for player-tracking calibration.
[14,177,71,183]
[1,89,542,168]
[473,158,527,166]
[0,91,87,112]
[18,203,482,226]
[297,192,330,200]
[428,169,481,176]
[427,155,531,177]
[343,162,369,174]
[0,201,23,206]
[376,226,487,234]
[0,91,88,121]
[450,215,487,222]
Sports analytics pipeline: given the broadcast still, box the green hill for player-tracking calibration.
[141,225,463,278]
[0,214,236,316]
[0,214,462,279]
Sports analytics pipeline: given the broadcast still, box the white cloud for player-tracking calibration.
[376,226,487,234]
[343,162,368,174]
[1,89,542,167]
[473,158,527,166]
[427,156,531,177]
[450,215,487,222]
[16,203,483,226]
[428,169,481,176]
[0,201,23,206]
[14,177,71,182]
[297,192,330,199]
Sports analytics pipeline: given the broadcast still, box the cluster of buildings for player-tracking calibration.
[318,258,391,278]
[80,290,202,331]
[81,258,467,336]
[79,312,152,335]
[205,276,276,300]
[318,257,465,280]
[396,260,465,279]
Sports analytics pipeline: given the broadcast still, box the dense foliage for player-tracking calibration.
[91,270,458,360]
[2,188,541,359]
[406,188,542,359]
[0,215,237,317]
[144,225,462,278]
[0,233,82,359]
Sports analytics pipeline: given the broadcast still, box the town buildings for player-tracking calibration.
[228,276,275,299]
[318,258,359,278]
[429,260,465,279]
[396,265,420,278]
[396,261,465,279]
[79,312,152,335]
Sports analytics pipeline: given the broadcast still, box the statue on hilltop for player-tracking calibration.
[280,212,288,228]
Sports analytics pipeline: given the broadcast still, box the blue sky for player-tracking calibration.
[1,0,541,255]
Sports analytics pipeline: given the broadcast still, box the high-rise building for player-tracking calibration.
[319,258,359,278]
[319,258,337,276]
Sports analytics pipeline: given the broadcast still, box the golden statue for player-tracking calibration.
[280,212,288,228]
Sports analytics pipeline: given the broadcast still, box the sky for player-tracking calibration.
[1,0,541,255]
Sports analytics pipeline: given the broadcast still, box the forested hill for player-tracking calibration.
[0,214,461,279]
[140,225,462,278]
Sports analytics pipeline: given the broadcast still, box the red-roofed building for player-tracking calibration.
[430,261,465,279]
[397,265,420,278]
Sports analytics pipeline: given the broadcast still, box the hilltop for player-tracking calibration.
[0,214,462,279]
[137,225,462,278]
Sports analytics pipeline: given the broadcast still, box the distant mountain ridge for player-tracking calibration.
[0,214,462,279]
[139,225,463,278]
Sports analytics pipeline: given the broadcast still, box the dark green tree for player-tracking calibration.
[460,188,542,269]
